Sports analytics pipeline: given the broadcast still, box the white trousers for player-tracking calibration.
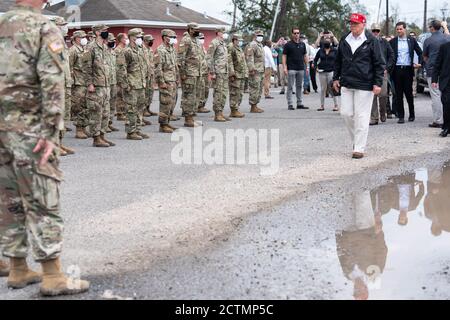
[427,77,443,124]
[340,87,374,153]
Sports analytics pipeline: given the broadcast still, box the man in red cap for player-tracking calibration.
[333,13,385,159]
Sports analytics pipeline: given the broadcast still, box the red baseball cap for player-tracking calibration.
[349,13,367,24]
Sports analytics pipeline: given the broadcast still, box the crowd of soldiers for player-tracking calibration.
[54,18,268,155]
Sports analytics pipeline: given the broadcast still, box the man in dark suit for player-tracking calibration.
[432,41,450,137]
[389,22,423,123]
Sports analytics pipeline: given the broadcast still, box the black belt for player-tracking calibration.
[396,65,412,69]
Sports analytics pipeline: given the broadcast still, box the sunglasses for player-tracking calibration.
[293,32,300,35]
[372,30,381,33]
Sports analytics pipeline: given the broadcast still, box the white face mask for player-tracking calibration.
[169,38,178,45]
[223,33,229,40]
[60,25,69,36]
[238,41,244,47]
[125,39,130,46]
[135,38,143,47]
[256,36,264,43]
[199,39,205,45]
[80,38,88,46]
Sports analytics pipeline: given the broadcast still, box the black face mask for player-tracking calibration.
[193,31,200,37]
[324,43,331,49]
[108,42,115,48]
[100,31,109,40]
[148,41,154,47]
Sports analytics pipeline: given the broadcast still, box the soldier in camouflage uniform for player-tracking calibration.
[228,34,248,118]
[197,33,211,114]
[207,27,231,122]
[117,28,149,140]
[0,0,89,296]
[246,30,265,113]
[114,33,129,121]
[143,34,158,119]
[178,23,203,127]
[69,30,90,140]
[86,24,116,147]
[155,29,180,133]
[106,33,119,133]
[50,16,75,156]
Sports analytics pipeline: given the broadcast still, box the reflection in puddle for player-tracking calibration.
[336,162,450,300]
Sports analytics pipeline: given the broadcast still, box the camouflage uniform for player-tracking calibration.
[69,39,89,129]
[197,36,210,111]
[0,5,65,261]
[246,31,265,107]
[207,32,229,113]
[86,26,111,138]
[143,35,155,113]
[178,25,202,117]
[107,33,117,126]
[114,44,127,120]
[155,30,179,125]
[228,35,249,112]
[117,29,148,134]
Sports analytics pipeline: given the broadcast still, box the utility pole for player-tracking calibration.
[270,0,282,41]
[385,0,389,35]
[423,0,428,33]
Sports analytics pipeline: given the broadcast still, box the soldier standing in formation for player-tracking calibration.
[114,33,129,121]
[246,30,266,113]
[228,34,248,118]
[86,24,115,147]
[155,29,180,133]
[197,32,211,114]
[178,23,202,127]
[143,34,158,118]
[207,27,231,122]
[118,28,149,140]
[69,30,90,140]
[107,33,119,133]
[0,0,89,296]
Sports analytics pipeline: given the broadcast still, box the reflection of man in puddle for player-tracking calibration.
[336,191,388,300]
[424,163,450,236]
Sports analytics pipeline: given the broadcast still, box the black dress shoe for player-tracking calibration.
[288,105,295,110]
[398,118,405,124]
[440,129,449,137]
[429,122,443,128]
[280,90,285,95]
[408,116,415,122]
[297,105,309,109]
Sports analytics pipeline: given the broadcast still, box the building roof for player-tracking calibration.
[0,0,56,15]
[48,0,229,29]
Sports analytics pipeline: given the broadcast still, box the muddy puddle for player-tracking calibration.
[336,162,450,299]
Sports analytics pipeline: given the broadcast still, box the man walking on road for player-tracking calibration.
[432,40,450,137]
[333,13,385,159]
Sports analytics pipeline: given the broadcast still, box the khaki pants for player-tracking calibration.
[371,75,389,121]
[264,68,273,97]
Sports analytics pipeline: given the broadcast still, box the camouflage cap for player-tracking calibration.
[371,23,382,31]
[72,30,87,39]
[254,29,264,36]
[161,29,171,37]
[108,33,116,42]
[50,16,68,26]
[144,34,154,41]
[168,29,177,37]
[232,33,243,40]
[92,24,109,32]
[215,27,226,33]
[128,28,144,37]
[187,22,200,30]
[87,31,96,38]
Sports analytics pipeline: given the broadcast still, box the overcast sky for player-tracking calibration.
[51,0,449,26]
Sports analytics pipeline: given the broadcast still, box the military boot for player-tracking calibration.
[143,119,152,126]
[60,144,75,155]
[117,114,126,121]
[143,108,152,117]
[93,136,109,147]
[100,134,116,147]
[75,127,88,139]
[40,258,89,297]
[108,124,120,132]
[136,132,150,139]
[230,109,245,118]
[0,259,9,277]
[250,105,264,113]
[167,123,179,131]
[65,127,73,132]
[197,107,211,113]
[7,258,42,289]
[159,124,174,133]
[59,146,68,157]
[106,127,112,133]
[214,112,227,122]
[170,114,181,121]
[127,132,143,140]
[184,115,196,127]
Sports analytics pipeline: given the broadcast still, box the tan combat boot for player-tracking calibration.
[100,133,116,146]
[7,258,42,289]
[108,124,120,132]
[143,119,152,126]
[75,127,88,139]
[127,132,143,140]
[93,136,109,147]
[136,132,150,139]
[167,123,179,131]
[143,108,152,117]
[59,146,68,157]
[214,111,227,122]
[197,107,211,113]
[0,259,9,277]
[170,114,181,121]
[60,144,75,155]
[40,258,89,296]
[250,104,264,113]
[230,109,245,118]
[184,115,197,127]
[159,124,174,133]
[117,114,126,121]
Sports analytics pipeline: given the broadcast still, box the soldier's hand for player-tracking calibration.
[160,83,169,89]
[181,74,187,81]
[33,139,56,167]
[88,84,95,93]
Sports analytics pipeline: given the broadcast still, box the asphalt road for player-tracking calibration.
[1,88,449,300]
